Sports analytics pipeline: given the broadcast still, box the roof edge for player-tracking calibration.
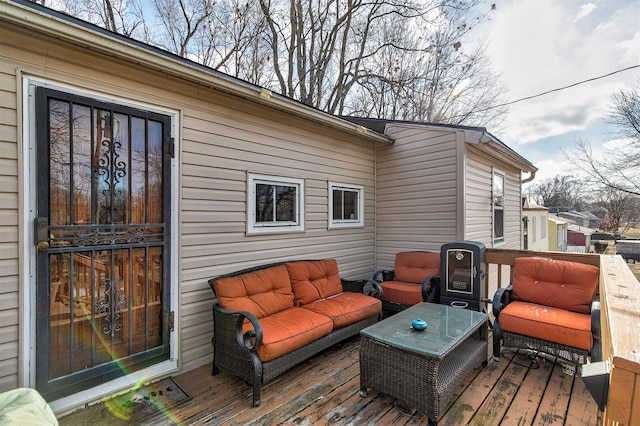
[345,117,537,174]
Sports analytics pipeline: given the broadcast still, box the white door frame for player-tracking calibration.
[20,75,181,413]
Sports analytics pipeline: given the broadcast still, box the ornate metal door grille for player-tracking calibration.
[35,87,172,401]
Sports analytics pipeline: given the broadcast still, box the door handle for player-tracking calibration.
[35,217,50,251]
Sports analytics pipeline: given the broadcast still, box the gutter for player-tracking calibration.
[464,129,538,182]
[0,0,393,146]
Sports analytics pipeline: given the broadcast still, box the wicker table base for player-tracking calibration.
[359,303,487,423]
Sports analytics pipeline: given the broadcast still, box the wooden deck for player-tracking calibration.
[125,335,598,425]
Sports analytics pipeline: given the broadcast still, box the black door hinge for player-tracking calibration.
[168,311,175,333]
[169,137,175,158]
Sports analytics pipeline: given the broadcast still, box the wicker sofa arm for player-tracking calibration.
[421,276,440,303]
[341,279,383,299]
[492,284,512,318]
[372,269,393,283]
[590,295,601,339]
[214,304,263,352]
[366,279,383,299]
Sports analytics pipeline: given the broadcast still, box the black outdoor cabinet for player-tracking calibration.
[440,241,486,311]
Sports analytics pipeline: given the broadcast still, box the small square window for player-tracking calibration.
[248,173,304,234]
[329,182,364,229]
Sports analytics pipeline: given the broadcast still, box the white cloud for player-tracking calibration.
[529,157,577,183]
[618,30,640,63]
[483,0,639,146]
[501,81,621,144]
[571,3,597,22]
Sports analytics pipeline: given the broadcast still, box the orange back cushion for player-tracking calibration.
[394,251,440,284]
[512,257,599,314]
[214,264,294,318]
[286,260,343,306]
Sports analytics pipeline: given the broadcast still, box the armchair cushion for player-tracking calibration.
[214,264,294,318]
[394,251,440,284]
[379,281,424,306]
[243,307,333,362]
[286,260,343,306]
[498,301,592,350]
[301,292,382,328]
[511,257,599,314]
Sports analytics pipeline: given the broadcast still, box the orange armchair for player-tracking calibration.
[492,257,601,364]
[372,251,440,314]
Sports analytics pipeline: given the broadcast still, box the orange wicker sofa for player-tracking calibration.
[492,257,601,364]
[208,259,382,406]
[372,251,441,314]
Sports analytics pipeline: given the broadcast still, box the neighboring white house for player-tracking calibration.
[522,199,549,252]
[557,210,600,229]
[0,0,537,413]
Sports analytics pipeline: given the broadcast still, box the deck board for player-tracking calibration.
[534,362,575,425]
[59,336,600,425]
[501,352,555,425]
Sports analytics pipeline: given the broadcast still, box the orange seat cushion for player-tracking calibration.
[393,252,440,284]
[301,292,382,328]
[286,260,343,306]
[512,257,599,314]
[243,307,333,362]
[498,301,593,350]
[214,264,294,318]
[380,281,423,306]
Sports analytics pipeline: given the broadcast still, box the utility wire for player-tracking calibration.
[475,64,640,113]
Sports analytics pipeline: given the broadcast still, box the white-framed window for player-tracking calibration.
[531,217,537,242]
[493,170,505,245]
[328,182,364,229]
[247,173,305,234]
[541,215,547,239]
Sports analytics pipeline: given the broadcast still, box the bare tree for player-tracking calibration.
[152,0,214,58]
[252,0,504,121]
[595,188,640,237]
[48,0,148,38]
[194,0,271,85]
[527,175,588,211]
[44,0,507,127]
[566,81,640,196]
[350,35,508,127]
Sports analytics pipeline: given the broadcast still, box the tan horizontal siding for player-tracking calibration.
[181,105,376,369]
[374,125,460,267]
[465,147,523,293]
[1,21,378,384]
[0,44,19,393]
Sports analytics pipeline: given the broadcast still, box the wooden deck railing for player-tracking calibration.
[484,249,640,425]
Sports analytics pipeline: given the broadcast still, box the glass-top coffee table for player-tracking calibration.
[359,302,488,423]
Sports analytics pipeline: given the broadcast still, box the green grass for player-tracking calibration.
[623,228,640,239]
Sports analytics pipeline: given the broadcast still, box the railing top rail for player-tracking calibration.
[599,255,640,370]
[485,248,601,268]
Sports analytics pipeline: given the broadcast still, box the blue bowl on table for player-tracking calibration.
[411,318,427,331]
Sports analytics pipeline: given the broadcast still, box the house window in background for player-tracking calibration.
[532,217,537,242]
[493,170,505,245]
[329,182,364,228]
[248,173,304,234]
[541,215,547,239]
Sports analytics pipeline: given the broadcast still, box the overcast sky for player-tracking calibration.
[477,0,640,185]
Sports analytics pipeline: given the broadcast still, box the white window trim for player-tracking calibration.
[328,182,364,229]
[492,169,505,246]
[247,173,305,234]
